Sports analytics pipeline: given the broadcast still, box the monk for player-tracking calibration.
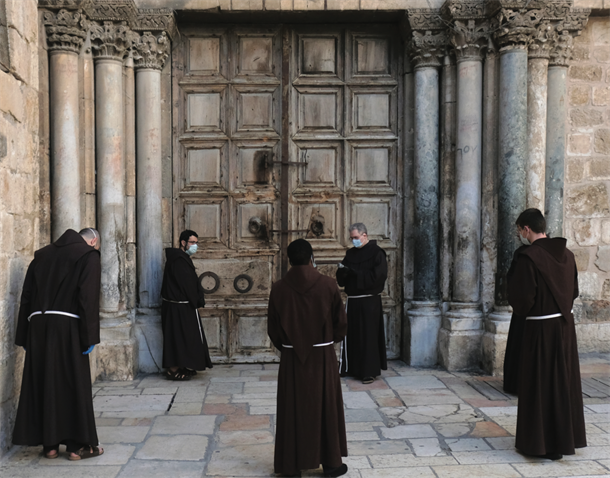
[161,229,212,380]
[13,228,103,460]
[508,208,586,460]
[336,223,387,384]
[268,239,348,478]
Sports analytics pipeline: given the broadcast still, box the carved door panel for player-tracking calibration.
[174,24,402,362]
[287,26,403,359]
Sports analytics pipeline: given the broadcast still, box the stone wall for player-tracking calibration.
[565,15,610,352]
[0,0,40,457]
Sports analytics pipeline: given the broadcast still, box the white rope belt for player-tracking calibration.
[283,341,333,349]
[526,309,573,320]
[27,310,80,321]
[162,298,189,304]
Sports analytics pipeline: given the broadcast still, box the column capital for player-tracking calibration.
[406,9,447,70]
[528,20,554,59]
[42,8,89,54]
[82,0,139,27]
[135,9,178,42]
[548,9,590,67]
[491,6,544,52]
[132,31,169,70]
[450,19,490,62]
[90,21,135,61]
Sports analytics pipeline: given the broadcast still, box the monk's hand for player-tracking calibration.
[82,345,95,355]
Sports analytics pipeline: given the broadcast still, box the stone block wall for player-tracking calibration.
[565,15,610,352]
[0,0,40,457]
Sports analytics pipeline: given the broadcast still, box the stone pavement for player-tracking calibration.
[1,354,609,478]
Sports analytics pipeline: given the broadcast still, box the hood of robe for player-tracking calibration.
[165,247,195,269]
[521,237,577,321]
[279,265,325,363]
[345,240,382,263]
[34,229,97,313]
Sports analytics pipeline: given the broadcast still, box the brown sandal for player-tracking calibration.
[68,445,104,461]
[164,369,191,381]
[44,449,59,459]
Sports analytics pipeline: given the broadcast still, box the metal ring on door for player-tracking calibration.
[234,274,253,294]
[199,271,220,294]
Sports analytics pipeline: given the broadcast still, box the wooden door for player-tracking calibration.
[173,23,402,362]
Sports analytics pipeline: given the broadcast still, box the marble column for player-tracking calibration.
[526,21,553,211]
[134,32,169,373]
[440,17,487,371]
[406,25,444,367]
[43,10,88,240]
[90,21,135,380]
[545,14,588,238]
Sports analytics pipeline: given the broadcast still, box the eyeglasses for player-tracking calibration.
[187,240,198,245]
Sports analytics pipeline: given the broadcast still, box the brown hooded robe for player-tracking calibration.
[13,229,101,449]
[161,248,212,371]
[508,237,586,456]
[268,266,348,475]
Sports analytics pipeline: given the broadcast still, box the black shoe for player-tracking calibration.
[543,453,563,460]
[323,463,348,477]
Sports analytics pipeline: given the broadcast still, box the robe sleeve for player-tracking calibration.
[267,286,282,351]
[175,258,201,309]
[15,261,35,347]
[336,260,348,287]
[573,263,579,301]
[197,280,206,308]
[332,287,347,343]
[77,251,101,350]
[507,255,537,317]
[356,250,387,291]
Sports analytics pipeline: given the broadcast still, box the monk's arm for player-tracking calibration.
[77,251,102,350]
[573,263,579,301]
[331,288,347,342]
[357,250,387,291]
[15,262,35,347]
[507,256,537,316]
[267,288,282,350]
[177,260,201,309]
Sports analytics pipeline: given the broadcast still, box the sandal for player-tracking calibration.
[68,445,104,461]
[44,449,59,459]
[164,369,191,381]
[362,377,374,384]
[179,367,197,377]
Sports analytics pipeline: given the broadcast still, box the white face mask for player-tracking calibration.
[186,244,198,256]
[519,234,531,246]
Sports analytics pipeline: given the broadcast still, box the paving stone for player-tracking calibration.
[397,390,464,406]
[376,397,403,407]
[360,467,436,477]
[97,426,149,444]
[586,403,610,413]
[95,388,142,396]
[343,455,372,469]
[452,450,535,465]
[347,440,412,456]
[432,463,521,477]
[141,387,177,395]
[168,402,203,415]
[434,424,472,437]
[121,417,153,427]
[220,414,270,431]
[136,435,208,461]
[347,431,380,441]
[117,460,204,478]
[207,382,244,394]
[587,433,610,445]
[379,424,437,439]
[231,392,276,401]
[250,406,277,415]
[96,418,123,426]
[101,411,163,419]
[345,379,390,391]
[385,376,447,390]
[151,415,216,435]
[563,446,610,461]
[0,466,122,477]
[2,446,41,466]
[203,403,247,416]
[513,460,610,477]
[468,421,511,438]
[368,454,457,467]
[39,444,135,466]
[343,392,378,409]
[174,387,206,403]
[446,438,492,452]
[210,376,259,382]
[206,444,274,476]
[344,409,383,423]
[93,395,172,412]
[218,430,274,446]
[485,437,516,450]
[409,438,444,457]
[345,422,384,432]
[478,407,518,417]
[398,404,481,424]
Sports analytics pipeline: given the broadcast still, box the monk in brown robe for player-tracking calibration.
[268,239,348,477]
[13,228,103,460]
[508,208,586,460]
[161,229,212,380]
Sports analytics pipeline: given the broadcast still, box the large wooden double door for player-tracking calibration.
[173,23,403,363]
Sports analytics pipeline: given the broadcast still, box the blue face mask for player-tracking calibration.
[352,239,362,248]
[311,255,317,268]
[186,244,198,256]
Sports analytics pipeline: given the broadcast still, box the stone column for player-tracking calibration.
[90,21,134,380]
[545,11,590,238]
[440,13,488,371]
[134,31,170,372]
[43,9,88,239]
[526,21,553,210]
[405,15,445,367]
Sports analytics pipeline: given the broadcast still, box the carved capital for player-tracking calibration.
[83,0,139,28]
[450,19,489,61]
[442,0,486,20]
[528,20,554,59]
[90,21,133,61]
[493,8,543,52]
[132,31,169,70]
[409,31,447,69]
[135,9,178,41]
[548,8,590,67]
[43,9,89,53]
[39,0,88,9]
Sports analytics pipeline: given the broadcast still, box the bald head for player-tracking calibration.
[79,228,100,250]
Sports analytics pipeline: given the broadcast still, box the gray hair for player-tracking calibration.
[79,227,100,242]
[349,223,367,235]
